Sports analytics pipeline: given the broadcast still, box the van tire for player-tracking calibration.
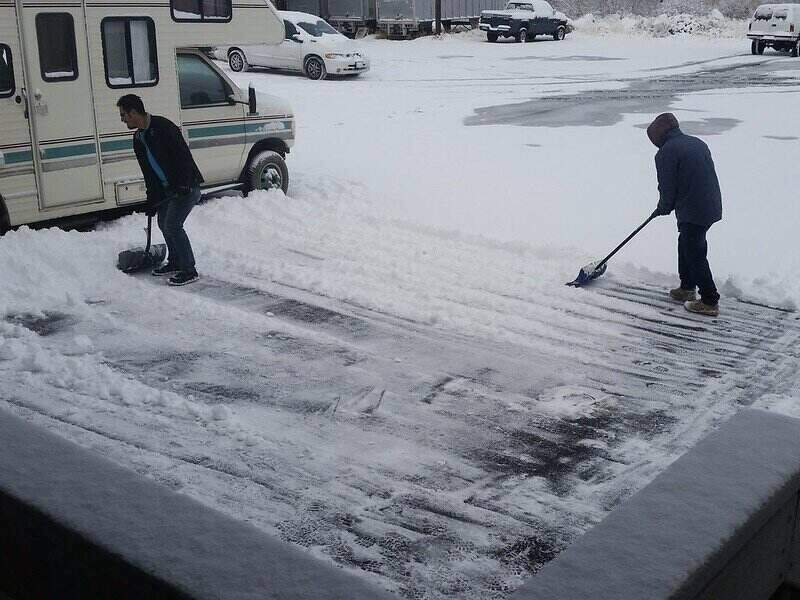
[304,56,327,80]
[244,151,289,194]
[229,49,249,72]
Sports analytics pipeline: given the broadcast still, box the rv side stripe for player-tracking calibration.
[101,139,133,153]
[187,121,290,139]
[41,143,97,161]
[4,150,33,165]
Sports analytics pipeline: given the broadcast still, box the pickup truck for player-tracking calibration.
[479,0,570,43]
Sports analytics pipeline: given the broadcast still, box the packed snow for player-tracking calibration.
[2,24,800,599]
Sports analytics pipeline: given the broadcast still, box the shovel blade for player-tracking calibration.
[117,243,167,274]
[566,261,607,287]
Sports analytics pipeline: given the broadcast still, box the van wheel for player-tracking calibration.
[553,26,566,40]
[516,27,528,43]
[244,151,289,194]
[793,40,800,57]
[304,56,327,80]
[229,49,249,72]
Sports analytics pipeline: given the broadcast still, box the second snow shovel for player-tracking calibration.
[117,215,167,274]
[566,213,656,287]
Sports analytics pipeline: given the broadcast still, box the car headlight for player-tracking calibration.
[324,53,346,59]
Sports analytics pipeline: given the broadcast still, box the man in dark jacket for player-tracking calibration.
[647,112,722,317]
[117,94,204,286]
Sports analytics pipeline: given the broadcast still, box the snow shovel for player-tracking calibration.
[566,213,656,287]
[117,215,167,274]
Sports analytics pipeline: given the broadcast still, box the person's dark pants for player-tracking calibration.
[678,222,719,306]
[157,186,200,273]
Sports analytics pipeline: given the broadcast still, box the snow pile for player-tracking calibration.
[572,11,747,37]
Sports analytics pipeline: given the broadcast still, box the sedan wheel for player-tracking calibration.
[304,56,327,80]
[228,49,248,72]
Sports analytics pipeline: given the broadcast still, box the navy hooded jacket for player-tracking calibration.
[655,128,722,227]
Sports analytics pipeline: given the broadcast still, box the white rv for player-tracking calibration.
[0,0,295,232]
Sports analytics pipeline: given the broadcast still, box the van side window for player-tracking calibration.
[101,18,158,88]
[176,53,232,108]
[35,13,78,82]
[0,44,14,98]
[285,20,299,39]
[172,0,232,22]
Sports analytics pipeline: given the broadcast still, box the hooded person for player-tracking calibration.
[647,112,723,317]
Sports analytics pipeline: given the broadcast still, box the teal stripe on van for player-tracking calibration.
[41,143,97,161]
[5,149,33,164]
[188,123,246,139]
[101,139,133,153]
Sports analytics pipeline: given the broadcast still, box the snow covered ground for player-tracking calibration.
[2,27,800,598]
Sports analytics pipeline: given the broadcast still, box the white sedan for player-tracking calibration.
[217,11,370,80]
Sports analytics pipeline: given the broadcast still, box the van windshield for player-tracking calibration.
[296,19,339,37]
[754,6,773,19]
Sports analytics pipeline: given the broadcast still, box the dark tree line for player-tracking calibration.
[552,0,759,18]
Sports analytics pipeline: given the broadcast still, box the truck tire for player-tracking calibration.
[244,151,289,194]
[756,40,766,55]
[228,49,249,72]
[516,27,527,43]
[487,32,498,42]
[793,39,800,57]
[553,25,566,40]
[751,39,758,55]
[304,56,327,80]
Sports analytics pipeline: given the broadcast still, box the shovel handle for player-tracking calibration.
[595,214,656,271]
[145,215,152,254]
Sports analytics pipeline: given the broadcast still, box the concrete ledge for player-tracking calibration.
[0,409,396,600]
[511,409,800,600]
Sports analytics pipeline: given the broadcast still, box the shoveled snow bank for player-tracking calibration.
[572,11,748,38]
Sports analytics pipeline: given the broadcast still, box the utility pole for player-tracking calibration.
[435,0,441,34]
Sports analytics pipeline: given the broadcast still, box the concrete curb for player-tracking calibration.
[0,409,396,600]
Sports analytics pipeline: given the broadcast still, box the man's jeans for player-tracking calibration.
[157,186,200,272]
[678,222,719,306]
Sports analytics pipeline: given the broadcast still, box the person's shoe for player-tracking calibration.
[168,269,199,286]
[684,300,719,317]
[152,262,179,277]
[669,287,697,302]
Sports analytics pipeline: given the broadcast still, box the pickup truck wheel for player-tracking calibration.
[750,40,758,55]
[756,40,766,55]
[553,26,566,40]
[516,27,528,43]
[228,49,249,72]
[304,56,327,80]
[244,151,289,194]
[793,39,800,57]
[487,32,498,42]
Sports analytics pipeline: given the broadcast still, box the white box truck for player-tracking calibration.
[0,0,295,232]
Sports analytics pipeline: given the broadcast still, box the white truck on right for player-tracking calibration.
[479,0,569,43]
[748,3,800,55]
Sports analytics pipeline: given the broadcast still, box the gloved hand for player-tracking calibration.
[650,206,670,218]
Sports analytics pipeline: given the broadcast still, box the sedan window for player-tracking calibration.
[296,19,338,37]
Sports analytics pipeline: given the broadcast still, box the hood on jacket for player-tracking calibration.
[647,112,680,148]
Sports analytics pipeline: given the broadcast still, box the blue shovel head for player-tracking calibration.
[566,261,607,287]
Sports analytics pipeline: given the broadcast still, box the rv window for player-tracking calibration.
[172,0,232,22]
[102,18,158,88]
[176,54,231,108]
[35,13,78,82]
[0,45,14,98]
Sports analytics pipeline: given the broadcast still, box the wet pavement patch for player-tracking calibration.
[465,60,800,129]
[764,135,798,140]
[5,311,75,336]
[505,55,626,62]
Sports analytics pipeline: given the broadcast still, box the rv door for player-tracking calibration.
[20,7,103,209]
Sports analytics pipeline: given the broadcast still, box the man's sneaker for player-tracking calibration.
[168,269,199,286]
[669,287,697,302]
[152,263,179,277]
[685,300,719,317]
